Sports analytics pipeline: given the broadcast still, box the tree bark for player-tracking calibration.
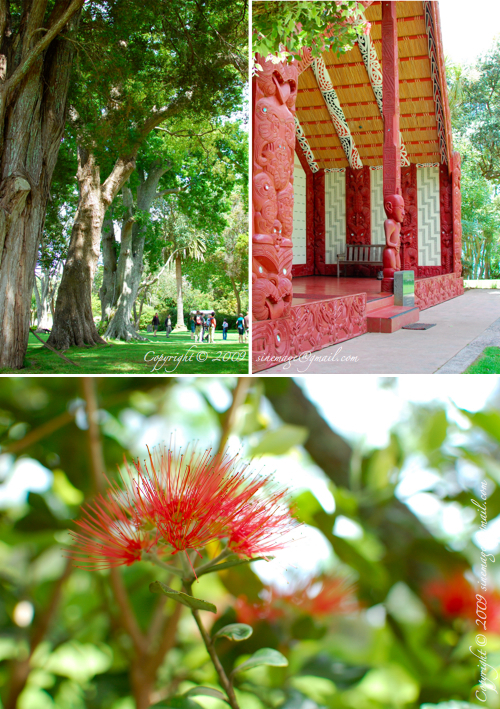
[175,254,187,330]
[105,162,173,341]
[230,276,242,315]
[99,212,118,323]
[48,148,135,349]
[0,3,83,369]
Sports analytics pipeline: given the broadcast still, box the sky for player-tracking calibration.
[439,0,500,65]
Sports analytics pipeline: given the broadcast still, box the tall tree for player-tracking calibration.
[161,200,207,331]
[48,0,246,351]
[0,1,84,369]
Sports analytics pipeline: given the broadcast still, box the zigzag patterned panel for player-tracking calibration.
[417,166,441,266]
[292,158,307,265]
[370,168,385,245]
[325,171,346,264]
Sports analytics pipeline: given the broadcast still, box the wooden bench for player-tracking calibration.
[337,244,385,278]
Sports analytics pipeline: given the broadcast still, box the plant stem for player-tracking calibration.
[183,579,240,709]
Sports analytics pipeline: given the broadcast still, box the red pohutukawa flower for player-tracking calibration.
[68,443,298,571]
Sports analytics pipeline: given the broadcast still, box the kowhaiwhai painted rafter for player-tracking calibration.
[423,0,448,165]
[295,117,319,173]
[312,56,363,169]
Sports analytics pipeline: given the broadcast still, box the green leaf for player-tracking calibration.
[149,581,216,613]
[250,424,309,456]
[232,648,288,675]
[197,554,271,577]
[185,687,228,702]
[213,623,253,642]
[459,409,500,443]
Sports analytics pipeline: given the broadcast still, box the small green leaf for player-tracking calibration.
[149,581,216,613]
[232,648,288,675]
[185,687,228,702]
[213,623,253,642]
[250,424,309,456]
[197,555,271,577]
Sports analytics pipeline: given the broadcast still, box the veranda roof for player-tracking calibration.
[295,1,451,170]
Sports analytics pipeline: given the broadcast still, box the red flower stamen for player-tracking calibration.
[67,442,298,571]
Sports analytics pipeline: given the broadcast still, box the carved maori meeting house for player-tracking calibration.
[252,0,463,372]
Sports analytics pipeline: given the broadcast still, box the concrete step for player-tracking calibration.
[367,304,420,333]
[366,294,394,313]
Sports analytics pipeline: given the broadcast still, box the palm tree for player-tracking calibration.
[161,202,206,330]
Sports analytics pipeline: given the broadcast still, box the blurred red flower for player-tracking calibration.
[235,574,359,625]
[68,443,297,570]
[424,572,500,633]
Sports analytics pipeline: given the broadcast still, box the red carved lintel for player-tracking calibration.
[252,293,367,372]
[382,1,401,200]
[292,143,315,277]
[400,164,418,273]
[439,163,453,274]
[415,273,464,310]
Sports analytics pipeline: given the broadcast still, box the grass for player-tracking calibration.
[1,330,249,374]
[465,347,500,374]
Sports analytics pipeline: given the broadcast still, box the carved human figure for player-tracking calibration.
[382,194,405,279]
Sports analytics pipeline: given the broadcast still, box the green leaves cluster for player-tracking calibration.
[253,1,369,68]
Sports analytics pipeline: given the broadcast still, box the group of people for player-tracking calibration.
[151,313,172,337]
[190,311,249,343]
[150,311,249,343]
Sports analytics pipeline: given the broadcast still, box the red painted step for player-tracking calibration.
[367,304,420,333]
[365,294,394,313]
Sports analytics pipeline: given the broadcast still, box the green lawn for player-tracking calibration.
[465,346,500,374]
[1,330,249,374]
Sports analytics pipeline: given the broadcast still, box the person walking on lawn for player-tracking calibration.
[165,314,172,338]
[222,318,229,341]
[152,313,160,336]
[194,311,203,343]
[236,313,245,344]
[208,311,216,344]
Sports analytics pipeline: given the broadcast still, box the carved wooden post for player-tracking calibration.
[382,1,401,200]
[381,1,401,292]
[252,56,298,322]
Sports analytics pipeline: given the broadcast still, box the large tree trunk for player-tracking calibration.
[99,213,118,323]
[0,2,83,369]
[174,255,187,330]
[48,148,135,349]
[105,161,175,341]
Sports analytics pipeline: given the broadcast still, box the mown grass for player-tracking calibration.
[465,346,500,374]
[1,330,249,374]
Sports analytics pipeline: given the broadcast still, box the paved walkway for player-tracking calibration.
[260,289,500,374]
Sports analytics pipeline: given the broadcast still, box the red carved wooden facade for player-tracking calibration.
[252,56,297,322]
[346,167,371,245]
[400,164,418,272]
[439,163,453,274]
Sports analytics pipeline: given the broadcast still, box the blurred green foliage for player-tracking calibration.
[0,377,499,709]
